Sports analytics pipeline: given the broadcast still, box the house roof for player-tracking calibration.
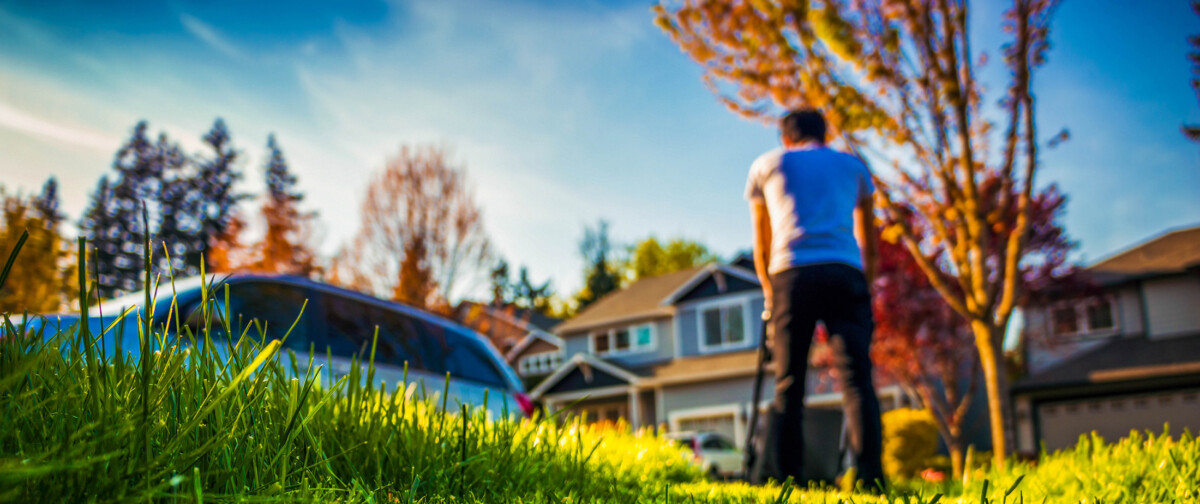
[554,264,761,335]
[554,266,707,334]
[1013,333,1200,393]
[1089,225,1200,280]
[504,331,564,361]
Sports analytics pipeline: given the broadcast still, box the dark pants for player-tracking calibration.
[750,263,884,489]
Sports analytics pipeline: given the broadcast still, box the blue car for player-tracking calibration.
[15,274,535,418]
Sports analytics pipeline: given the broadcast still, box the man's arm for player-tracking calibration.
[854,193,878,286]
[750,200,773,308]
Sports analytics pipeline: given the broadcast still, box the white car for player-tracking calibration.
[22,274,535,418]
[668,431,745,479]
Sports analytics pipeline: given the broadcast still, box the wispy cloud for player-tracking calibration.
[0,101,119,152]
[179,13,248,62]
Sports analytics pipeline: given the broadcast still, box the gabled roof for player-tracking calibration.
[504,330,564,361]
[530,353,645,399]
[554,266,704,334]
[1089,225,1200,280]
[554,264,760,335]
[1013,333,1200,393]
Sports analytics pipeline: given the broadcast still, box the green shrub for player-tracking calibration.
[881,407,940,481]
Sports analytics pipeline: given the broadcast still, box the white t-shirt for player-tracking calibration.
[745,145,874,274]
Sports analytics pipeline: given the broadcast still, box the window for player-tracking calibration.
[591,323,655,355]
[1050,298,1116,337]
[593,332,610,354]
[519,352,562,375]
[699,302,748,351]
[1052,306,1079,335]
[185,281,315,349]
[635,325,652,347]
[702,436,735,451]
[614,328,630,351]
[1086,303,1115,332]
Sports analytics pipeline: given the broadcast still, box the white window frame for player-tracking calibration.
[518,351,563,376]
[589,322,657,356]
[695,297,753,353]
[1047,297,1119,339]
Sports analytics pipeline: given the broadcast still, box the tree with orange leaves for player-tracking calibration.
[331,145,490,315]
[656,0,1062,467]
[237,135,318,276]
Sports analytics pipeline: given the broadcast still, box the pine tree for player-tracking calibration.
[193,119,246,271]
[80,122,158,298]
[574,220,619,311]
[33,177,64,229]
[153,133,197,276]
[250,134,316,275]
[80,176,120,299]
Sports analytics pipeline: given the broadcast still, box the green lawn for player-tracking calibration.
[1,274,1197,503]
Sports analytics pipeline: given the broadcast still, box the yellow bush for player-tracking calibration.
[881,408,939,481]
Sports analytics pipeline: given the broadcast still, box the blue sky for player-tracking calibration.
[1,0,1197,298]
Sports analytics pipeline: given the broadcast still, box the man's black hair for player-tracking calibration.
[780,109,827,144]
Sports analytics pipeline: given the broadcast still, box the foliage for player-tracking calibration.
[79,120,252,296]
[236,134,319,277]
[0,186,77,313]
[618,236,717,285]
[574,220,620,311]
[655,0,1064,466]
[80,122,158,298]
[191,118,248,271]
[331,145,490,314]
[489,259,554,314]
[881,408,940,482]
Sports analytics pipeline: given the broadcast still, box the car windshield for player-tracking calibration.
[87,276,213,316]
[674,437,696,449]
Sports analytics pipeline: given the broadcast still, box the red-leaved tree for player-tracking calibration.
[871,180,1074,477]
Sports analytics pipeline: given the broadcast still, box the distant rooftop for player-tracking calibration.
[1090,225,1200,279]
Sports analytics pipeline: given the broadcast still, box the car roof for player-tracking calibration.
[90,273,513,372]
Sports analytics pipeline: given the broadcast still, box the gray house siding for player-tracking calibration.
[563,333,590,358]
[675,293,766,359]
[677,306,700,357]
[661,375,764,415]
[560,316,675,367]
[1144,274,1200,338]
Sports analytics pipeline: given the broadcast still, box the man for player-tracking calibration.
[745,109,883,489]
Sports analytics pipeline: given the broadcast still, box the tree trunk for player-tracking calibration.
[972,320,1012,470]
[948,435,965,480]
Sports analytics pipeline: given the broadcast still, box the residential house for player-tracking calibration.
[1012,225,1200,454]
[531,262,905,447]
[455,301,563,388]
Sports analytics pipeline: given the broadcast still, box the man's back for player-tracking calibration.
[745,145,873,274]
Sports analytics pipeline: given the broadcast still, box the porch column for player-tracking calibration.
[627,386,640,429]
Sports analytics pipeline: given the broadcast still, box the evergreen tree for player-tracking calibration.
[153,133,197,276]
[250,134,316,275]
[80,121,158,298]
[79,176,119,299]
[193,119,245,271]
[513,266,552,313]
[33,177,64,229]
[574,220,619,311]
[489,259,512,307]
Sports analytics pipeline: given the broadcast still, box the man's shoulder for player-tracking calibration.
[752,148,786,169]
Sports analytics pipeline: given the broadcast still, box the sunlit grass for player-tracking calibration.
[0,234,1197,502]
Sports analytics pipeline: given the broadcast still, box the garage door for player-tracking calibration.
[677,413,737,442]
[1038,389,1200,451]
